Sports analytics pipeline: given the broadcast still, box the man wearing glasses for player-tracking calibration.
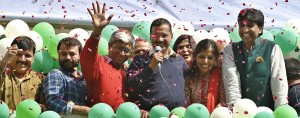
[80,1,134,111]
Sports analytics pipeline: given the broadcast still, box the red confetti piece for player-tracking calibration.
[109,7,113,9]
[242,3,246,6]
[208,7,212,10]
[279,78,283,81]
[58,0,61,2]
[2,15,5,19]
[273,96,277,100]
[226,13,230,15]
[275,2,278,6]
[285,0,288,2]
[32,15,34,19]
[144,13,147,16]
[62,5,65,9]
[131,14,135,17]
[244,111,248,114]
[243,19,248,25]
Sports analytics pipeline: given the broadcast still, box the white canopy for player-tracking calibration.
[0,0,299,30]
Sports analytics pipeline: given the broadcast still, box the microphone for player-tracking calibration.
[155,46,162,69]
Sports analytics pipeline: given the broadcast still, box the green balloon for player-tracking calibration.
[269,29,281,37]
[0,101,9,118]
[16,99,41,118]
[47,34,66,59]
[52,59,60,69]
[229,27,242,42]
[274,105,298,118]
[254,111,274,118]
[31,50,54,74]
[132,21,151,43]
[101,25,119,42]
[184,103,209,118]
[98,37,109,55]
[88,103,114,118]
[171,107,186,118]
[150,105,170,118]
[274,29,298,55]
[39,111,60,118]
[260,30,274,41]
[32,22,55,47]
[116,102,140,118]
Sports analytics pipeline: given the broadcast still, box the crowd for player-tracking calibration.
[1,1,299,118]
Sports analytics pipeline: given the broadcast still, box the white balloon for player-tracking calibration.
[0,38,14,60]
[24,31,43,51]
[0,25,4,35]
[57,33,69,38]
[210,107,232,118]
[172,22,194,40]
[4,19,29,38]
[193,30,212,44]
[69,28,89,46]
[169,115,179,118]
[209,27,230,45]
[257,106,273,114]
[233,99,257,118]
[284,19,300,35]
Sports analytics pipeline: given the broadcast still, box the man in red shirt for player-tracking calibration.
[80,1,134,111]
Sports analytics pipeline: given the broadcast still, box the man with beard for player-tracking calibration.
[43,37,89,116]
[0,36,45,110]
[80,1,134,111]
[126,18,188,117]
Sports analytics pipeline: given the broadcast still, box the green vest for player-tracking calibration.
[232,38,275,109]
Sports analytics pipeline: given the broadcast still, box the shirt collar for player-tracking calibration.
[103,55,113,64]
[103,55,126,70]
[60,68,83,80]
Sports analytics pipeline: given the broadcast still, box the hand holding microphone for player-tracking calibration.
[149,46,163,70]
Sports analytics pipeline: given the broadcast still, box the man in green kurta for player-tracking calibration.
[222,8,288,110]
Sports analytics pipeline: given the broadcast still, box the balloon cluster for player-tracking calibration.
[1,98,299,118]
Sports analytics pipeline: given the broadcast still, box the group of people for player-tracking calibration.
[1,1,299,118]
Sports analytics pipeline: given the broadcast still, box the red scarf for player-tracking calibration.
[206,67,221,113]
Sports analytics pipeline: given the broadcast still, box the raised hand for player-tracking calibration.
[6,44,22,58]
[87,1,114,36]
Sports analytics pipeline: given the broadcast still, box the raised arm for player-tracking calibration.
[80,1,114,81]
[0,45,22,75]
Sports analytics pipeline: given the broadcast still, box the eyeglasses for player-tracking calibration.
[111,44,131,55]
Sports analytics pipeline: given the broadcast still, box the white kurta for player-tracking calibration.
[222,44,288,109]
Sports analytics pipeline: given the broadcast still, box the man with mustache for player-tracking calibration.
[0,36,45,110]
[43,37,89,116]
[126,18,188,117]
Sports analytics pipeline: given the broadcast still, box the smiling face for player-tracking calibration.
[239,21,262,45]
[195,47,216,75]
[176,39,193,64]
[150,24,173,53]
[9,49,34,75]
[108,41,132,67]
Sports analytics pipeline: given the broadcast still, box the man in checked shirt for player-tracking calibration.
[43,37,90,117]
